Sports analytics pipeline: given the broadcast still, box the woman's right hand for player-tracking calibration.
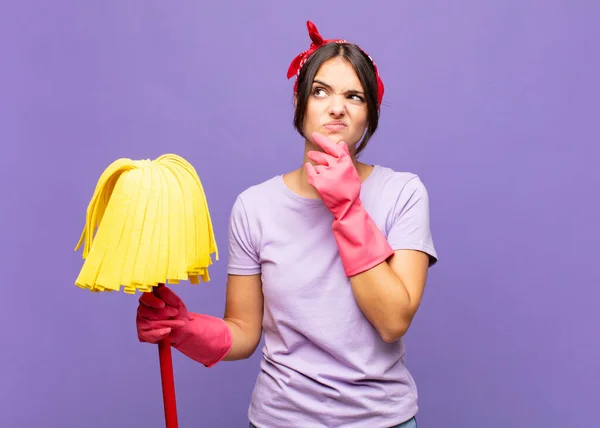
[136,285,189,343]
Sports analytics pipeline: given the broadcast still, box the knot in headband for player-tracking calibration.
[287,21,385,106]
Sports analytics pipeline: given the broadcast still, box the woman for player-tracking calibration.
[136,21,438,428]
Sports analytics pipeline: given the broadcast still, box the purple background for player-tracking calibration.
[1,1,598,427]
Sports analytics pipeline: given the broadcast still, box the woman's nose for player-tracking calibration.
[329,96,345,116]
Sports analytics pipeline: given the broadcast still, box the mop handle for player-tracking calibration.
[158,336,178,428]
[154,284,178,428]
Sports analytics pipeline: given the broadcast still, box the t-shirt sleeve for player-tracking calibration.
[226,195,262,275]
[386,176,438,266]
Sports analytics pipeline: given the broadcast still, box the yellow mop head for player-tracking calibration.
[74,154,218,294]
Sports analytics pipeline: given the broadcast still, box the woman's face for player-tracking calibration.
[301,57,368,152]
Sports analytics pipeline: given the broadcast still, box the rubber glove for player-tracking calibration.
[305,132,394,276]
[136,285,232,368]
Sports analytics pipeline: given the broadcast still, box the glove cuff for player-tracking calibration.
[332,200,394,277]
[170,313,233,368]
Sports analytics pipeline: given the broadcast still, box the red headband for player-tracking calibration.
[287,21,385,106]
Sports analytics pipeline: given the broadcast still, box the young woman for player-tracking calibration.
[136,21,438,428]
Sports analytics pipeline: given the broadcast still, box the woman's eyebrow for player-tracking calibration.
[312,79,364,95]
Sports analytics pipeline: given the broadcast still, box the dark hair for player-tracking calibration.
[293,42,380,157]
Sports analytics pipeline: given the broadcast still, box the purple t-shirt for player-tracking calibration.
[227,165,438,427]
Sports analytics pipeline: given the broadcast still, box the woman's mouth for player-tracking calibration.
[323,121,347,132]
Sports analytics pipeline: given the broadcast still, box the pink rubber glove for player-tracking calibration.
[305,132,394,276]
[136,286,232,368]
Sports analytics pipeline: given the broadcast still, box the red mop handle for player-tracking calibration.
[158,336,178,428]
[153,284,178,428]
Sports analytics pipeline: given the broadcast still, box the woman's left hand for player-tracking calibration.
[305,131,394,277]
[305,132,361,218]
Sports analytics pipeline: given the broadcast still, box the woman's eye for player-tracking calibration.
[349,94,364,102]
[313,87,327,97]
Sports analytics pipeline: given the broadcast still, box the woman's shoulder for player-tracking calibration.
[368,164,428,195]
[231,174,287,213]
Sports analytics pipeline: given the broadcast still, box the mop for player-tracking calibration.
[74,153,218,428]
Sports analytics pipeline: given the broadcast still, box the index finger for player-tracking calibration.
[139,292,166,309]
[311,132,343,157]
[155,286,183,308]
